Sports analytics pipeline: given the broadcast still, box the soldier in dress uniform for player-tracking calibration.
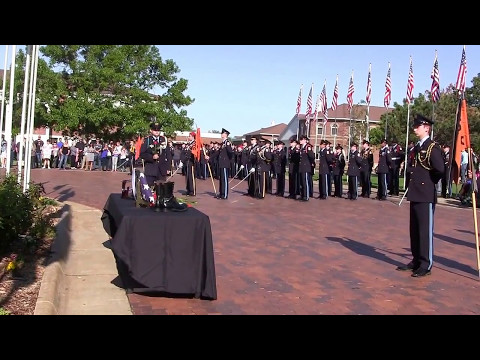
[317,140,333,199]
[397,114,444,277]
[389,138,404,196]
[287,137,300,199]
[325,141,334,196]
[298,135,315,201]
[246,136,259,197]
[375,139,391,201]
[240,140,250,178]
[360,140,374,198]
[216,128,234,200]
[140,121,169,187]
[441,144,451,198]
[182,131,197,196]
[273,141,287,197]
[332,144,346,198]
[346,142,362,200]
[255,138,274,199]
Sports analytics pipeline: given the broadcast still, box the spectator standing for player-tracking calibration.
[41,139,53,169]
[461,148,469,184]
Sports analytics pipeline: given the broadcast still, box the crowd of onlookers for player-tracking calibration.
[1,136,138,173]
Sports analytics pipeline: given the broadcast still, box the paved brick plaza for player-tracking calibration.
[28,168,480,315]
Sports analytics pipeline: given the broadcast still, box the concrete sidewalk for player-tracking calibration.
[34,201,132,315]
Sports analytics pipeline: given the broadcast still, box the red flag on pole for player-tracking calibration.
[135,135,143,160]
[452,99,471,185]
[194,128,203,161]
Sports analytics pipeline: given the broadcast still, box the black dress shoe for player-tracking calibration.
[411,268,431,277]
[396,262,417,272]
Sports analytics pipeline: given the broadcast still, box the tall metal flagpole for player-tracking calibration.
[0,45,8,135]
[5,45,16,175]
[18,46,32,185]
[25,45,40,191]
[403,104,411,191]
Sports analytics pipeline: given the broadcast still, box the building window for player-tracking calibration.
[331,124,338,136]
[317,124,324,136]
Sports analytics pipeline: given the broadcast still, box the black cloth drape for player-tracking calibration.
[101,194,217,300]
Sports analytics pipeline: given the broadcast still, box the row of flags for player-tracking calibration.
[297,46,469,125]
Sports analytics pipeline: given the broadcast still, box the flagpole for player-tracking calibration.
[469,146,480,277]
[403,104,410,191]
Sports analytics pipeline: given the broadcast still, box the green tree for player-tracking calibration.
[11,45,195,141]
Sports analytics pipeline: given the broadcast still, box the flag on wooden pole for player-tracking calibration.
[451,98,471,185]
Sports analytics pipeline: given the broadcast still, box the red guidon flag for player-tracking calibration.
[452,99,471,185]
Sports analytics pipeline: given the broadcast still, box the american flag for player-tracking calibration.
[305,83,313,125]
[455,45,467,95]
[406,57,414,104]
[331,75,339,111]
[346,73,354,112]
[366,64,372,106]
[320,82,328,124]
[296,85,303,115]
[138,172,155,204]
[431,52,440,103]
[384,63,391,109]
[313,94,320,122]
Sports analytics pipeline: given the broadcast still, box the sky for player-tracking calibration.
[1,45,478,137]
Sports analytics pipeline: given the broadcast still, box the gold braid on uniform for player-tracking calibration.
[415,142,437,171]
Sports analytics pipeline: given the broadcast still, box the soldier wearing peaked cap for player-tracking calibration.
[346,142,362,200]
[389,138,404,196]
[182,131,197,196]
[273,141,287,197]
[298,135,315,201]
[332,144,346,197]
[375,138,391,201]
[360,140,374,198]
[317,139,333,199]
[287,137,300,199]
[216,128,233,199]
[396,114,444,277]
[140,121,169,186]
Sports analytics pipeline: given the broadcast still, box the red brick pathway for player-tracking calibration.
[24,168,480,314]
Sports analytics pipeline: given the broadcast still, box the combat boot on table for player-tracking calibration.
[163,181,188,212]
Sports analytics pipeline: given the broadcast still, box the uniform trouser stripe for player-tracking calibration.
[221,168,228,198]
[305,173,310,200]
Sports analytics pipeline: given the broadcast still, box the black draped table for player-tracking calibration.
[101,193,217,300]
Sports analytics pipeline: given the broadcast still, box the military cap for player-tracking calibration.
[413,114,434,127]
[289,137,298,143]
[250,136,258,141]
[189,131,196,137]
[221,128,230,136]
[335,144,343,150]
[320,140,327,145]
[260,138,271,144]
[351,142,358,147]
[150,122,162,131]
[381,138,388,144]
[277,141,285,146]
[299,135,309,141]
[362,140,370,145]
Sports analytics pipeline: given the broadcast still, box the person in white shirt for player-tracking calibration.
[42,139,53,169]
[461,148,469,183]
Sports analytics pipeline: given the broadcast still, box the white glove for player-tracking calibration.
[178,161,184,169]
[240,165,245,169]
[249,168,255,173]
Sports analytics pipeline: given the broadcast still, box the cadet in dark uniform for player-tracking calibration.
[298,135,315,201]
[332,144,346,198]
[360,140,374,198]
[397,114,444,277]
[246,136,259,197]
[441,144,451,198]
[317,140,333,199]
[389,139,404,196]
[256,138,274,199]
[375,139,390,201]
[140,122,169,187]
[273,141,287,197]
[346,143,362,200]
[287,137,300,199]
[216,128,233,199]
[182,131,197,196]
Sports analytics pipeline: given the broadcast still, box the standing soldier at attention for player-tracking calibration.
[375,139,391,201]
[287,137,300,199]
[140,121,169,187]
[216,128,233,200]
[346,142,362,200]
[360,140,374,198]
[389,139,404,196]
[246,136,259,197]
[332,144,346,198]
[397,114,444,277]
[405,140,415,189]
[441,144,451,198]
[273,141,287,197]
[317,140,333,200]
[182,131,197,196]
[298,135,315,201]
[255,138,274,199]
